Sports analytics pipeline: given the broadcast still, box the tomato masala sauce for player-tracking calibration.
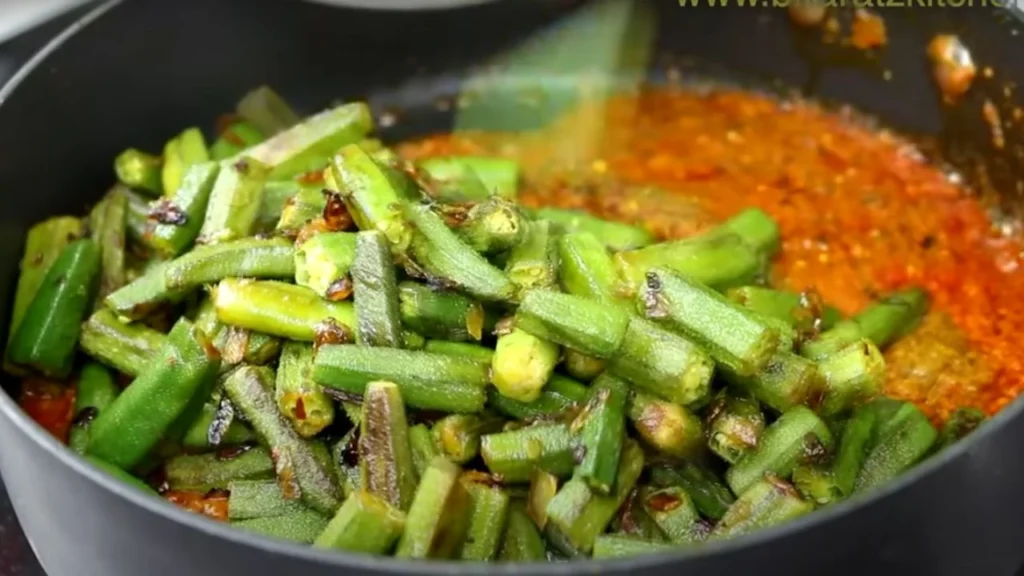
[400,87,1023,424]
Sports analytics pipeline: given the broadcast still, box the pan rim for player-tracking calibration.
[1,0,1021,572]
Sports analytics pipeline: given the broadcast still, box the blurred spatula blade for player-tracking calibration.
[454,0,655,168]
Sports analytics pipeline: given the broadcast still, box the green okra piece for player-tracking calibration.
[710,476,813,539]
[359,138,385,154]
[532,207,653,251]
[89,188,128,299]
[236,85,301,136]
[213,279,354,341]
[313,490,407,553]
[210,120,265,161]
[161,127,210,198]
[68,363,119,454]
[367,147,421,202]
[491,328,560,403]
[800,288,929,360]
[7,216,85,355]
[487,374,587,421]
[505,220,559,298]
[224,366,342,514]
[79,308,167,377]
[327,143,411,251]
[424,341,495,365]
[8,239,101,377]
[313,345,488,413]
[309,439,341,491]
[515,289,631,358]
[498,505,548,562]
[85,456,158,496]
[460,478,511,561]
[816,338,886,417]
[330,429,362,497]
[395,457,473,559]
[853,288,930,348]
[432,413,504,465]
[722,351,823,414]
[628,391,703,458]
[544,440,645,556]
[854,401,937,492]
[165,447,276,491]
[256,179,314,231]
[247,102,372,179]
[480,424,577,482]
[831,407,876,497]
[642,486,702,544]
[404,203,516,302]
[415,157,494,203]
[936,407,986,450]
[295,232,357,299]
[558,231,626,307]
[726,405,834,496]
[592,535,676,559]
[341,400,363,426]
[792,464,841,506]
[233,509,329,545]
[857,397,907,435]
[352,230,404,348]
[649,463,735,521]
[610,489,667,541]
[192,297,239,360]
[409,423,440,477]
[114,148,162,195]
[757,313,798,351]
[709,207,781,256]
[85,319,220,469]
[639,268,780,376]
[563,349,605,382]
[214,326,281,366]
[228,479,309,520]
[609,317,716,407]
[145,162,220,258]
[527,469,559,530]
[276,342,335,438]
[198,158,270,244]
[160,355,220,450]
[706,391,766,464]
[456,198,526,255]
[180,401,255,449]
[104,259,189,321]
[572,374,628,495]
[615,234,763,296]
[275,186,329,234]
[358,381,418,511]
[165,236,295,290]
[727,286,843,332]
[398,281,486,342]
[418,156,520,201]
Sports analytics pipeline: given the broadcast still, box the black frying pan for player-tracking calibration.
[1,1,1023,575]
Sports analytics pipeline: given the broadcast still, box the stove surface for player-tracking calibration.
[0,481,42,576]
